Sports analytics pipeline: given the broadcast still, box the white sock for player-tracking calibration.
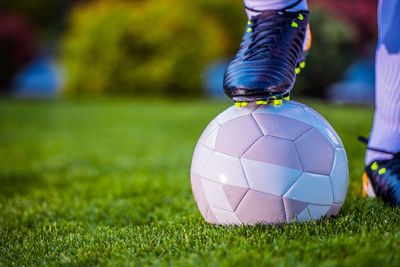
[366,45,400,164]
[366,0,400,164]
[244,0,308,18]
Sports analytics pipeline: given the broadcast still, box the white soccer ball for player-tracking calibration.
[190,101,348,225]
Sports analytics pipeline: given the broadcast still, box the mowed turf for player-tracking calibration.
[0,99,399,266]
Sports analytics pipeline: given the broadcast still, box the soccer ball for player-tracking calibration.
[190,101,348,225]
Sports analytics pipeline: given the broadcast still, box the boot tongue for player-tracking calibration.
[252,10,278,20]
[246,8,278,20]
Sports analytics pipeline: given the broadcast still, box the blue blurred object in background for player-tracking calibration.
[204,60,229,98]
[327,57,375,105]
[13,55,62,98]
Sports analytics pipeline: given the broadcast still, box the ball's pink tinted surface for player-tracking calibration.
[190,101,348,225]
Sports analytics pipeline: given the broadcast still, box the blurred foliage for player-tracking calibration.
[194,0,246,56]
[62,0,229,97]
[0,14,35,93]
[309,0,377,46]
[294,8,357,97]
[0,0,78,38]
[61,1,357,97]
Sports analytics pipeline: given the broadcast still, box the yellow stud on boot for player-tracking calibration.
[235,102,249,108]
[378,168,387,175]
[283,95,290,101]
[256,100,268,105]
[371,162,378,170]
[273,99,283,106]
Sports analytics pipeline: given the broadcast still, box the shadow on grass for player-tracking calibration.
[0,172,44,198]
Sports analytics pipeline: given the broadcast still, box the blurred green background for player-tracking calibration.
[3,1,398,266]
[0,0,377,100]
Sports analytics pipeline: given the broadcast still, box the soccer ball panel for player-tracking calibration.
[201,178,234,211]
[201,127,220,150]
[198,120,220,143]
[216,104,258,124]
[294,128,335,176]
[304,107,343,148]
[222,184,249,211]
[209,207,242,225]
[190,173,209,218]
[243,135,303,170]
[235,190,285,224]
[200,152,249,188]
[215,115,263,157]
[284,172,333,205]
[254,101,311,126]
[296,204,331,222]
[327,203,342,217]
[190,144,214,174]
[288,100,308,107]
[253,113,312,140]
[330,148,349,204]
[197,120,220,150]
[206,208,219,224]
[283,197,309,222]
[241,158,302,196]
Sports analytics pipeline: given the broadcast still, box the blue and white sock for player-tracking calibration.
[366,0,400,164]
[244,0,308,18]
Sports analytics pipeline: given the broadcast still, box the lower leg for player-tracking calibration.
[244,0,308,18]
[366,0,400,164]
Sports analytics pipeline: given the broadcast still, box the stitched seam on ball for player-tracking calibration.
[239,135,264,158]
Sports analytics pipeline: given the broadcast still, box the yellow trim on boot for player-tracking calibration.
[361,172,369,196]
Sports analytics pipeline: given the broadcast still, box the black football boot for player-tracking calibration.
[224,4,311,107]
[359,137,400,206]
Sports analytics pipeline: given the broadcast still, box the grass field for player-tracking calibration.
[0,99,399,266]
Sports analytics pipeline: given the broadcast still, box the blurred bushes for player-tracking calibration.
[0,13,35,93]
[295,8,357,97]
[61,1,357,97]
[62,0,229,97]
[1,0,79,38]
[194,0,246,56]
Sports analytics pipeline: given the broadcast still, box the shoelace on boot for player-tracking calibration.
[244,12,306,61]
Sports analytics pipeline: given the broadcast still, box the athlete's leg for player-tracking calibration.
[366,0,400,164]
[244,0,308,18]
[362,0,400,206]
[223,0,311,104]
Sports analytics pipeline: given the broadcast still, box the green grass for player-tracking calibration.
[0,99,399,266]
